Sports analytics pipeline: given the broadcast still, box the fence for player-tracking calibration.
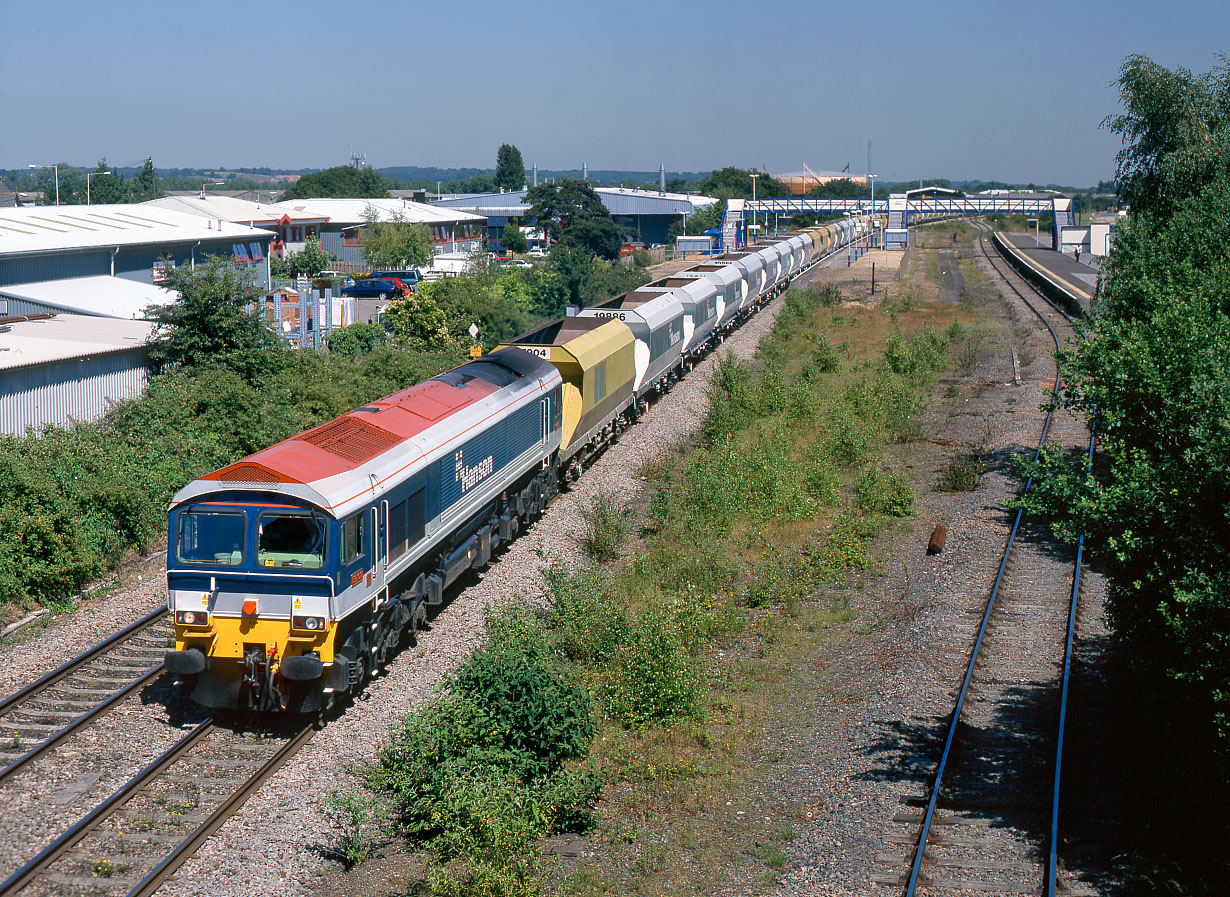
[248,285,358,352]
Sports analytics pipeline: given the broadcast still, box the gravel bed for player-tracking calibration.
[155,271,813,897]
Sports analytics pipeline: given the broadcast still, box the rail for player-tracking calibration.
[903,225,1079,896]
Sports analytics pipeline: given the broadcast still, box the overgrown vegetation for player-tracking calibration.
[343,283,957,893]
[1015,54,1230,754]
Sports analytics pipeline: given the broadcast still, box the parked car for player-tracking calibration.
[499,259,533,270]
[341,278,405,299]
[368,269,424,291]
[526,248,546,258]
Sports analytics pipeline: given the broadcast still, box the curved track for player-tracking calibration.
[888,222,1094,896]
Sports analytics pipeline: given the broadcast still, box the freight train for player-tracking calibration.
[164,218,873,712]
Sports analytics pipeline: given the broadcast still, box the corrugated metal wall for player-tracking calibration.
[0,250,109,287]
[0,348,150,435]
[1,236,271,292]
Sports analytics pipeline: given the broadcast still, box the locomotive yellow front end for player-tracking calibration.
[165,497,344,713]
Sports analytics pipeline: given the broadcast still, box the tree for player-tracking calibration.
[697,167,787,200]
[88,159,127,205]
[525,177,610,240]
[383,292,451,346]
[501,221,528,254]
[557,216,626,260]
[146,257,276,374]
[1018,54,1230,746]
[1103,54,1230,219]
[285,235,333,278]
[359,209,434,270]
[495,144,526,192]
[806,178,871,198]
[281,166,390,200]
[548,245,595,309]
[132,157,157,201]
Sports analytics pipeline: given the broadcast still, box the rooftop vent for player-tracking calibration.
[298,416,401,464]
[219,464,280,484]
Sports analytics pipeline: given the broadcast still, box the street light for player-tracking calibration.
[28,163,59,205]
[868,175,879,247]
[749,172,759,246]
[86,170,112,205]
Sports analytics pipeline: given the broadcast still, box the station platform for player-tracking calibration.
[1001,233,1099,309]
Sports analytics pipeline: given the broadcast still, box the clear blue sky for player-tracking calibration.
[4,0,1225,186]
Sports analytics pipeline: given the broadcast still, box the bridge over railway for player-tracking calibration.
[730,193,1074,250]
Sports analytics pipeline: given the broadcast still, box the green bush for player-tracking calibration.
[603,606,702,728]
[883,325,948,383]
[855,466,915,517]
[370,640,600,843]
[799,333,840,381]
[580,491,634,562]
[544,567,627,664]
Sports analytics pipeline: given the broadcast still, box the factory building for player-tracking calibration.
[274,198,484,271]
[433,188,718,251]
[144,194,328,259]
[0,314,153,435]
[0,205,273,318]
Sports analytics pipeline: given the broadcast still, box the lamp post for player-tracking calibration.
[868,174,879,245]
[28,163,59,205]
[749,172,759,245]
[86,170,112,205]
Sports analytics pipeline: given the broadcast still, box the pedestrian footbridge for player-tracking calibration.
[735,193,1074,250]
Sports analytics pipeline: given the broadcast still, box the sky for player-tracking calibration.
[4,0,1226,187]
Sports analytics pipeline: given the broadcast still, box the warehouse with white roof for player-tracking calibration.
[0,313,154,435]
[274,198,484,269]
[0,205,274,318]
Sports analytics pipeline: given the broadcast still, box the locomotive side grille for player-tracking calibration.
[219,465,280,484]
[299,416,402,463]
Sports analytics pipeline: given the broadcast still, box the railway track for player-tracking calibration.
[874,222,1095,896]
[0,609,171,785]
[0,718,314,896]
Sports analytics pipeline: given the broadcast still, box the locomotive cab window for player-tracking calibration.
[176,509,246,567]
[257,512,326,569]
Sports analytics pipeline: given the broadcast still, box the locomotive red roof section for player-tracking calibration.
[202,373,504,485]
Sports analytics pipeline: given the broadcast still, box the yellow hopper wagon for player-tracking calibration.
[498,317,637,483]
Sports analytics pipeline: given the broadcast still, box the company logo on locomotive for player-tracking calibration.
[455,450,495,492]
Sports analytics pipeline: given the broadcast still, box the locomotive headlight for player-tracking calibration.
[176,610,210,626]
[291,615,326,632]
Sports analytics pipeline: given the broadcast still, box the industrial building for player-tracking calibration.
[0,205,273,318]
[433,188,718,251]
[774,166,869,195]
[0,314,153,435]
[144,194,328,258]
[274,198,484,270]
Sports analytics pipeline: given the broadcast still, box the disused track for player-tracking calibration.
[875,221,1095,896]
[0,718,314,896]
